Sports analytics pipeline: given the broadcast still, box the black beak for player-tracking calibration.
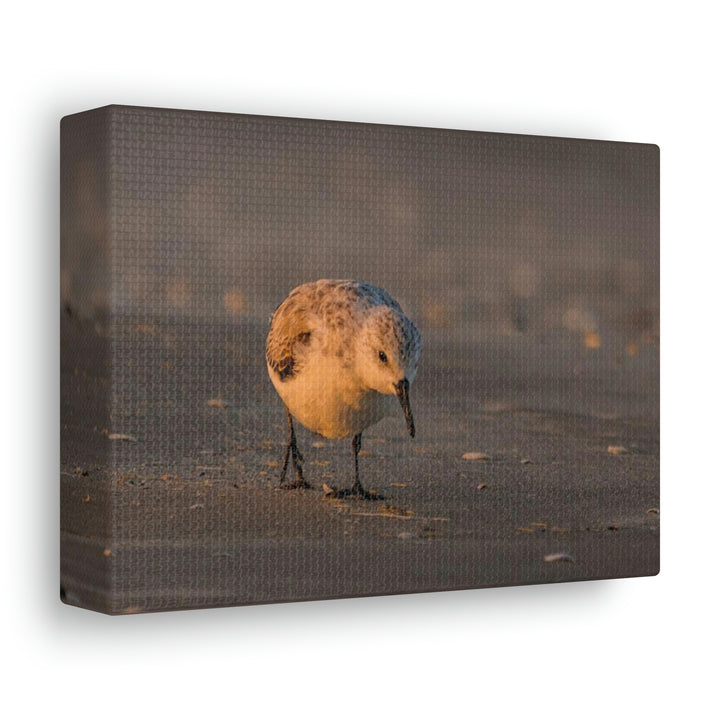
[394,378,415,438]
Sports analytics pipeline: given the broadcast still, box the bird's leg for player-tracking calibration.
[279,435,292,484]
[350,433,363,495]
[289,416,306,483]
[279,410,311,489]
[331,433,384,500]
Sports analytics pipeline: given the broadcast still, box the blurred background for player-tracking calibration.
[61,106,659,351]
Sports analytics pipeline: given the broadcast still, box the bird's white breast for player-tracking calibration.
[268,354,394,439]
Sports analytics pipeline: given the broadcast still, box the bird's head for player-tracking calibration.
[355,305,422,437]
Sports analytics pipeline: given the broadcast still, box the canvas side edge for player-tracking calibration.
[60,107,117,614]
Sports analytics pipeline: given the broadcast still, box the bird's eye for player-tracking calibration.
[378,351,388,363]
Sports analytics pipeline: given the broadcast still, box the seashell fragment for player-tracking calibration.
[462,452,491,461]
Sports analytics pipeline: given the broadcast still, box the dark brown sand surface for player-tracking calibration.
[61,313,659,614]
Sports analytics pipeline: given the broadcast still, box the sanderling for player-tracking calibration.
[266,279,422,499]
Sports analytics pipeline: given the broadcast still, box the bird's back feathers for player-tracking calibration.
[266,279,403,381]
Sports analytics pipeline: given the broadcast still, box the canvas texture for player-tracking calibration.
[60,105,659,614]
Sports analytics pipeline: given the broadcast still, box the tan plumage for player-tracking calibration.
[266,279,422,497]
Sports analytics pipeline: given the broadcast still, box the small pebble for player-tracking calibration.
[543,553,574,563]
[108,433,137,442]
[207,398,227,408]
[476,483,487,490]
[646,507,660,515]
[607,445,629,455]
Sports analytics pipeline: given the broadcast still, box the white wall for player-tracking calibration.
[3,2,715,718]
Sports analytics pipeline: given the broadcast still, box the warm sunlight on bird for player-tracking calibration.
[266,279,422,499]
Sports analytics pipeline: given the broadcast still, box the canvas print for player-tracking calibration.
[60,105,659,614]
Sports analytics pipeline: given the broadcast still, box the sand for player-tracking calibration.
[60,313,659,614]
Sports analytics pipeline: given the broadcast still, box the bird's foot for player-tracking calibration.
[279,478,313,491]
[323,482,384,500]
[354,487,385,501]
[278,463,311,490]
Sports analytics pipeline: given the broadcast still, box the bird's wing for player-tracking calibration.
[266,293,314,381]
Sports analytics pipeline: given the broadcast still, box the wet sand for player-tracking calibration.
[60,313,659,613]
